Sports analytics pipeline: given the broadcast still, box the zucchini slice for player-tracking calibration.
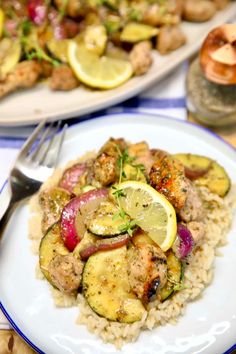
[174,153,230,197]
[86,201,130,237]
[39,223,69,284]
[82,246,145,322]
[160,250,182,301]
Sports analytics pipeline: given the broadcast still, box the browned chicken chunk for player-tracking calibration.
[128,141,153,173]
[50,65,79,91]
[187,221,205,244]
[39,187,72,234]
[212,0,229,9]
[157,26,186,55]
[129,41,153,76]
[183,0,216,22]
[178,180,203,222]
[94,153,118,186]
[0,60,41,99]
[149,155,188,211]
[93,138,127,186]
[127,244,167,304]
[48,254,84,294]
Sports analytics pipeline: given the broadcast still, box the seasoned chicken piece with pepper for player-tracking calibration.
[129,41,153,76]
[50,65,79,91]
[127,244,167,304]
[157,25,186,55]
[128,141,153,173]
[143,1,183,26]
[48,254,84,294]
[178,180,203,222]
[183,0,216,22]
[149,155,188,211]
[39,187,72,234]
[93,138,127,186]
[0,60,41,99]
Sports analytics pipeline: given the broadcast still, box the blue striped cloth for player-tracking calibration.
[0,63,187,190]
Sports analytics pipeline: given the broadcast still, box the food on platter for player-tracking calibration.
[29,137,235,348]
[0,0,232,97]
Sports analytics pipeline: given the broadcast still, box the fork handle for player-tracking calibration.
[0,199,18,240]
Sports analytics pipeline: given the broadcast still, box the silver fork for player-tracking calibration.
[0,119,67,238]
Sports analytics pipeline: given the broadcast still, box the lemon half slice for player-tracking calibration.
[68,41,133,89]
[118,181,177,251]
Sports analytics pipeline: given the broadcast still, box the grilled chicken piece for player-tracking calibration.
[127,244,167,304]
[143,1,183,26]
[0,60,41,99]
[50,65,79,91]
[94,153,118,186]
[212,0,229,9]
[187,221,205,244]
[129,41,153,76]
[128,141,153,173]
[48,254,84,294]
[149,155,188,211]
[93,138,127,186]
[178,180,203,222]
[99,138,127,157]
[39,187,72,234]
[157,25,186,55]
[183,0,216,22]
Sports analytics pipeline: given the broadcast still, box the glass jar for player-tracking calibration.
[186,58,236,127]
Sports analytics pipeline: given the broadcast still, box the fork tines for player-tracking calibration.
[19,120,67,168]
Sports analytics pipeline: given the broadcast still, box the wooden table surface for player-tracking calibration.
[0,115,235,354]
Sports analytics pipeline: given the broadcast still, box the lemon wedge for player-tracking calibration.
[68,41,133,89]
[118,181,177,251]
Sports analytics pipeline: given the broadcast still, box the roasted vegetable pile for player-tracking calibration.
[0,0,231,96]
[37,138,230,322]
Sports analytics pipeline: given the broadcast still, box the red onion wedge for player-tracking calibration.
[28,0,47,25]
[174,223,194,259]
[79,234,130,260]
[60,189,108,251]
[59,163,87,193]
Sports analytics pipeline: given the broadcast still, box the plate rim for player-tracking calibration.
[0,112,236,354]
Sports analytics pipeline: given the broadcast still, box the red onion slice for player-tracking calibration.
[28,0,47,25]
[60,188,108,251]
[80,234,130,260]
[176,223,194,259]
[59,163,87,193]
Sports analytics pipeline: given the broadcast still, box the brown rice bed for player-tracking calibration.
[28,166,236,349]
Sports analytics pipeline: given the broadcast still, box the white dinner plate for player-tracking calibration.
[0,113,236,354]
[0,4,236,126]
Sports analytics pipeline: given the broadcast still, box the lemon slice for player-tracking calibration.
[68,41,133,89]
[118,181,177,251]
[120,22,159,43]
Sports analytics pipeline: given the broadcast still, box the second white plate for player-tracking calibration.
[0,3,236,126]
